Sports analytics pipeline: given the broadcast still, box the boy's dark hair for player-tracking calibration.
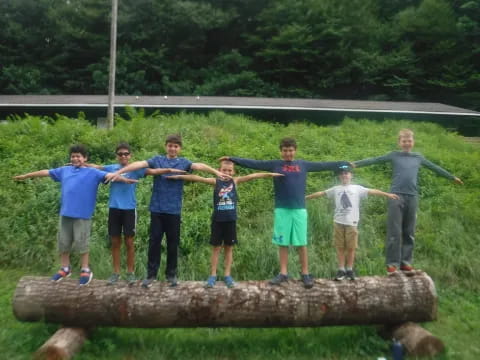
[279,137,297,149]
[165,134,182,146]
[69,144,88,158]
[115,142,131,153]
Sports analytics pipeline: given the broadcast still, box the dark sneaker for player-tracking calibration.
[334,269,346,281]
[400,264,414,272]
[167,275,178,287]
[387,266,398,275]
[51,266,71,282]
[126,272,137,285]
[107,273,120,285]
[269,273,288,285]
[301,274,314,289]
[346,269,356,281]
[224,276,236,288]
[142,277,155,288]
[78,269,93,286]
[205,275,216,288]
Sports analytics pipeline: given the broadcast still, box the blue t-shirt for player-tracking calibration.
[49,166,108,219]
[103,164,146,210]
[147,155,192,214]
[231,157,348,209]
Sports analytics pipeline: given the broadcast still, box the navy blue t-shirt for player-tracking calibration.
[230,157,347,209]
[212,179,237,222]
[147,155,192,214]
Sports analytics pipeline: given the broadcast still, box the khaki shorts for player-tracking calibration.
[57,216,92,254]
[333,222,358,249]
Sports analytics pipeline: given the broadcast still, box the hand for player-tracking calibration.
[105,172,120,183]
[349,162,356,168]
[122,178,139,184]
[271,173,285,177]
[219,173,233,181]
[388,193,400,200]
[13,175,28,181]
[453,177,463,185]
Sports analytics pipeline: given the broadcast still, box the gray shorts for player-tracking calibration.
[57,216,92,254]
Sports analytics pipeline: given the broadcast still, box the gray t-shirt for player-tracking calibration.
[354,151,455,196]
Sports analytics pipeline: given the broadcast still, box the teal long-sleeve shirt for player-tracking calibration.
[354,151,455,196]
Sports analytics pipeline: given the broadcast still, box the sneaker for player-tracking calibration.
[301,274,314,289]
[142,277,155,288]
[387,265,398,275]
[334,269,346,281]
[51,266,71,282]
[224,276,236,288]
[166,275,178,287]
[79,269,93,286]
[107,273,120,285]
[269,273,288,285]
[205,275,216,288]
[346,269,356,281]
[126,272,137,285]
[400,264,414,272]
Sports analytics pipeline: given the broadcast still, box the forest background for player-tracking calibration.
[0,0,479,111]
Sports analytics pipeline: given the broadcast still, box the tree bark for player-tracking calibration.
[13,271,437,328]
[34,327,89,360]
[384,322,445,357]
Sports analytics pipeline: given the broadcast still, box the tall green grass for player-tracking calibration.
[0,111,479,359]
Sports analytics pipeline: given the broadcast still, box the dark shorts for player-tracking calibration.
[108,208,137,236]
[210,221,237,246]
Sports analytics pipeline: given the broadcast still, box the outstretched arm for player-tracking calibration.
[221,156,276,172]
[421,157,464,185]
[368,189,399,200]
[354,153,392,168]
[146,168,187,176]
[191,162,231,180]
[305,191,326,200]
[105,160,148,182]
[109,175,138,184]
[13,170,50,181]
[167,174,215,185]
[235,172,284,184]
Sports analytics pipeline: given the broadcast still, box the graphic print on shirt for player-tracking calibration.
[282,164,301,173]
[340,191,352,209]
[217,183,235,211]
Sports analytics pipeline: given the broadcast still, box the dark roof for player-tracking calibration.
[1,95,479,116]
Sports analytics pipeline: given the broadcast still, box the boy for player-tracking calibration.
[222,137,349,288]
[168,159,282,288]
[105,134,229,288]
[306,165,399,280]
[13,144,137,286]
[354,129,463,274]
[88,143,186,285]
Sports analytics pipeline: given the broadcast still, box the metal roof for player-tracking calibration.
[1,95,479,116]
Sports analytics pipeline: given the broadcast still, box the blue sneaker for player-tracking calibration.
[224,276,236,288]
[269,273,289,285]
[205,275,216,288]
[51,266,71,282]
[78,269,93,286]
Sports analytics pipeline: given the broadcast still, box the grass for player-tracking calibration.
[1,111,479,358]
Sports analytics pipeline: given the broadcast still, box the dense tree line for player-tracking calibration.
[0,0,478,109]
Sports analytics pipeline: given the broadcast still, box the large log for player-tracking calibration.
[34,327,89,360]
[13,271,437,328]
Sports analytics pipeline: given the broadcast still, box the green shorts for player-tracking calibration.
[272,208,308,247]
[57,216,92,254]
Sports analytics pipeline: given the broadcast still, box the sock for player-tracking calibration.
[346,267,353,271]
[338,267,345,271]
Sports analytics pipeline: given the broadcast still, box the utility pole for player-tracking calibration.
[106,0,118,129]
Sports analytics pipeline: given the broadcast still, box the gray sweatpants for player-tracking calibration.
[386,194,418,267]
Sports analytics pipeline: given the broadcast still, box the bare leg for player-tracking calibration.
[223,246,233,276]
[210,246,222,276]
[279,246,289,275]
[60,253,70,268]
[124,235,135,273]
[298,246,309,274]
[80,252,89,269]
[336,247,346,268]
[346,248,356,269]
[111,235,122,274]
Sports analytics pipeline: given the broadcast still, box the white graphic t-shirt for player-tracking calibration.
[325,184,369,226]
